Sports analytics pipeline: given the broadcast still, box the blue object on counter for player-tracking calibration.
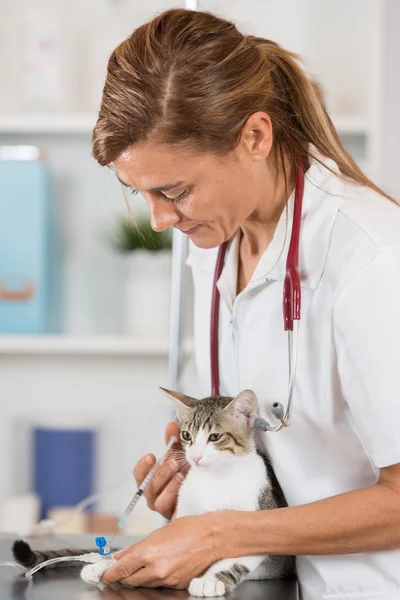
[95,537,111,556]
[0,148,62,333]
[33,425,95,519]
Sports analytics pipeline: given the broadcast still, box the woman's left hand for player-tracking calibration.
[102,513,225,589]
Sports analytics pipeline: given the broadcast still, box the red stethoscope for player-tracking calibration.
[210,164,305,432]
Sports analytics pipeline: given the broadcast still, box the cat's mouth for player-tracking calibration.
[189,456,207,468]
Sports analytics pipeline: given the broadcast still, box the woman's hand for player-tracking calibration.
[133,422,187,520]
[102,513,223,589]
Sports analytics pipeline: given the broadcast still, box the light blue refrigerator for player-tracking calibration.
[0,146,62,333]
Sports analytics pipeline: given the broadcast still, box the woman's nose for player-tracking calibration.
[148,198,180,232]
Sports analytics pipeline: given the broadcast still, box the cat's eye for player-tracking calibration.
[208,433,222,442]
[181,431,192,442]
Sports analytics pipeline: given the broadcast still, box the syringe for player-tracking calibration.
[109,435,177,547]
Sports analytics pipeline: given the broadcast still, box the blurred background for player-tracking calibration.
[0,0,399,541]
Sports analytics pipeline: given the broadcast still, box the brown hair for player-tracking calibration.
[92,8,394,202]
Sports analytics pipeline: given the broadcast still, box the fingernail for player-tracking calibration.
[145,455,154,465]
[177,473,185,481]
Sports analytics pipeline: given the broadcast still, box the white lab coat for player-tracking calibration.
[186,155,400,600]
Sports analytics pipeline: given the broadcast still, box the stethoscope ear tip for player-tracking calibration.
[253,417,271,432]
[252,402,285,431]
[270,402,285,420]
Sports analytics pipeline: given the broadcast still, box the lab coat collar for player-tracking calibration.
[260,155,344,289]
[198,153,344,307]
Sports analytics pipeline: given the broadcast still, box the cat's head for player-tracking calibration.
[161,388,259,469]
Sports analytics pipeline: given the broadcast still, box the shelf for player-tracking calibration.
[0,113,370,136]
[0,335,194,356]
[0,114,96,134]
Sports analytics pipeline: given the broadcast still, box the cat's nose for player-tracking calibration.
[192,456,202,464]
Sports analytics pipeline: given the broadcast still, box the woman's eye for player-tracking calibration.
[162,190,188,203]
[209,433,222,442]
[128,188,188,202]
[181,431,192,441]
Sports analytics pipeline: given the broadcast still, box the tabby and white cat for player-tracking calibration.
[164,387,294,596]
[12,388,294,596]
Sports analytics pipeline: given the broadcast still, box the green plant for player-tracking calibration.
[109,215,172,253]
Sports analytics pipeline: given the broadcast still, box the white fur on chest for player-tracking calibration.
[176,452,268,517]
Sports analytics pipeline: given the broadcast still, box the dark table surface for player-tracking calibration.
[0,533,299,600]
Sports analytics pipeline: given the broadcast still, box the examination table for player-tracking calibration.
[0,534,299,599]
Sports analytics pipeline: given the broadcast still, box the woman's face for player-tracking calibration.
[113,114,274,249]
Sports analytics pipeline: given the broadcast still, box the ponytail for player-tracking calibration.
[93,8,395,204]
[248,36,395,202]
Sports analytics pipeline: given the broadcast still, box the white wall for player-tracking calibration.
[377,0,400,200]
[199,0,374,116]
[2,353,170,522]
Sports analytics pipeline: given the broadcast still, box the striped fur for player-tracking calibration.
[164,388,296,596]
[12,539,120,572]
[216,564,250,591]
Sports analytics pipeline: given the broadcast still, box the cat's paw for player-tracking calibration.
[189,575,226,597]
[81,559,116,586]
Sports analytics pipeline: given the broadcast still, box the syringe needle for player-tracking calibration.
[108,436,177,548]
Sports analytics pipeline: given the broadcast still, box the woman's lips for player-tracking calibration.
[177,225,200,235]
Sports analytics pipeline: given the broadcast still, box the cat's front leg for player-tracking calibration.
[81,558,117,587]
[189,556,264,597]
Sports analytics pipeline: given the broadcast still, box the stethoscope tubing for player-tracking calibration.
[210,164,305,430]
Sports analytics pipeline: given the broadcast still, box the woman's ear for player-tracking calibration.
[223,389,258,422]
[159,387,198,421]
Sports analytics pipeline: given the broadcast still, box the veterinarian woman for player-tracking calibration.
[93,8,400,600]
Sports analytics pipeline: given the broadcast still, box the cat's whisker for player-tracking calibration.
[164,460,186,477]
[163,453,190,477]
[168,448,186,457]
[177,463,190,475]
[173,456,188,466]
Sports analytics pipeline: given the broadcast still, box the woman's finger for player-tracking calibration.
[114,546,133,560]
[133,454,157,487]
[144,458,178,509]
[153,472,185,519]
[119,568,160,589]
[165,421,180,445]
[102,550,143,585]
[133,422,181,491]
[133,454,177,508]
[132,422,183,512]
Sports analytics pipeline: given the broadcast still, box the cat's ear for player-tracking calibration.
[159,387,198,421]
[223,389,258,421]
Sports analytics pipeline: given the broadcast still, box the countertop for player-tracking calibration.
[0,533,299,600]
